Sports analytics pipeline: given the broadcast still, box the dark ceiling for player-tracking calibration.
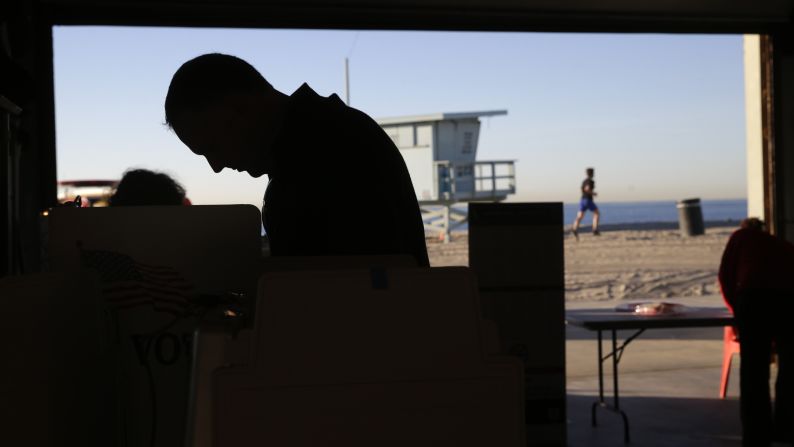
[40,0,794,33]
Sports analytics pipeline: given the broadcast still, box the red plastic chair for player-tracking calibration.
[720,326,741,398]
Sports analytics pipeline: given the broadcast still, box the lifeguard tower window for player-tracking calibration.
[462,132,473,154]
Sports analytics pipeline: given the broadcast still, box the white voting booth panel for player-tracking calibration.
[193,267,525,447]
[468,203,566,447]
[0,272,110,447]
[47,205,262,447]
[187,254,419,447]
[49,205,262,298]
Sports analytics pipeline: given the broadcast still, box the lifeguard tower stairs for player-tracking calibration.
[377,111,515,242]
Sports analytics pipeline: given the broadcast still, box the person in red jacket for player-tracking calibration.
[718,218,794,447]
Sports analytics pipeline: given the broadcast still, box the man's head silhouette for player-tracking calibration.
[740,217,765,232]
[165,53,288,177]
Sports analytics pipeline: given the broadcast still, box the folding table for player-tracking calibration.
[566,308,734,443]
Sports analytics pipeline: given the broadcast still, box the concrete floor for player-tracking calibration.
[564,295,744,446]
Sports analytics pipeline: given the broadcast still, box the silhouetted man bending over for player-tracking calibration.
[165,53,429,266]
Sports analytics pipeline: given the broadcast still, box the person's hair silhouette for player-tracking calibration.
[110,169,187,206]
[740,217,765,231]
[165,53,272,129]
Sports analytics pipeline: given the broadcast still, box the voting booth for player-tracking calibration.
[47,205,262,447]
[468,202,567,446]
[187,266,526,447]
[48,205,262,298]
[187,254,420,447]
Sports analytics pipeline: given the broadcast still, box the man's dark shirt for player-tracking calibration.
[581,178,595,200]
[718,228,794,312]
[262,84,429,266]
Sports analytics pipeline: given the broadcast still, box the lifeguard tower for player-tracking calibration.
[377,110,516,242]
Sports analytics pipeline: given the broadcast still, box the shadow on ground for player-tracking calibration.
[566,394,741,447]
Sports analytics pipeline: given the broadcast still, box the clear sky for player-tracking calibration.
[53,27,747,207]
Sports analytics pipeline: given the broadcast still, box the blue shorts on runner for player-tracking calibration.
[579,197,598,213]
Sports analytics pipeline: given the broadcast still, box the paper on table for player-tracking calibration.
[614,301,687,316]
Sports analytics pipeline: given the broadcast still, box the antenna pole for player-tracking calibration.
[345,57,350,106]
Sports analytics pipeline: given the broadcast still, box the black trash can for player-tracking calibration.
[677,198,705,237]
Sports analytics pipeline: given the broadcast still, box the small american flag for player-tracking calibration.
[80,249,192,315]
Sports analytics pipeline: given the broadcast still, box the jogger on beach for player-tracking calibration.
[572,167,600,239]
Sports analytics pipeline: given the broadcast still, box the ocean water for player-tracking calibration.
[434,199,748,231]
[562,198,748,226]
[260,199,749,235]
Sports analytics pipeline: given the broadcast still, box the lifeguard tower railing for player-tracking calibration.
[432,160,516,203]
[421,160,515,241]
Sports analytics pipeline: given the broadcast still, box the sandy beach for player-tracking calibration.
[426,223,735,302]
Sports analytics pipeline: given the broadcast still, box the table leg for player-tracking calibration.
[613,330,620,408]
[591,329,604,427]
[612,329,630,443]
[591,328,642,443]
